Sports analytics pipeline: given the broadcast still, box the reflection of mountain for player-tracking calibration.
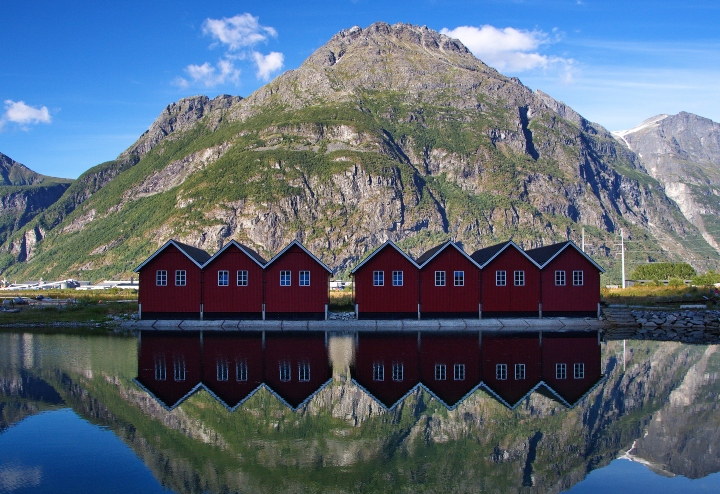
[0,332,717,493]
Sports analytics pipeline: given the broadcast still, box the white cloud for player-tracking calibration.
[203,13,277,51]
[1,100,52,130]
[440,25,574,78]
[252,51,284,81]
[176,59,241,88]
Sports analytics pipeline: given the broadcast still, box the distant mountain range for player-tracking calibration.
[1,22,719,282]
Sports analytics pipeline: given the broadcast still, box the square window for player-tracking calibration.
[514,270,525,286]
[154,354,166,381]
[556,363,567,380]
[280,271,291,286]
[237,270,248,286]
[454,363,465,381]
[298,362,311,382]
[218,270,229,286]
[156,270,167,286]
[573,270,584,286]
[435,364,446,380]
[373,362,384,381]
[299,271,310,286]
[454,271,464,286]
[216,359,229,381]
[515,363,526,380]
[173,356,186,382]
[574,363,585,379]
[175,270,186,286]
[435,271,446,286]
[373,271,384,286]
[496,364,507,380]
[392,362,404,381]
[236,359,248,382]
[279,361,291,382]
[555,270,566,286]
[392,271,403,286]
[496,270,506,286]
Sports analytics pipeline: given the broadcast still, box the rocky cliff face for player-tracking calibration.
[1,23,715,281]
[613,112,720,253]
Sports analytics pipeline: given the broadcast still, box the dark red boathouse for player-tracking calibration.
[202,241,266,320]
[417,241,481,319]
[352,241,420,319]
[541,331,603,406]
[481,332,542,408]
[419,332,482,407]
[135,240,211,320]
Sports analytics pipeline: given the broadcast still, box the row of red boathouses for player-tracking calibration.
[134,238,604,320]
[135,330,603,411]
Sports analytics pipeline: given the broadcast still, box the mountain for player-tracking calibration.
[613,112,720,255]
[0,23,716,282]
[0,153,72,266]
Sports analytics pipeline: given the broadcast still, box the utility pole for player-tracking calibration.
[582,227,585,252]
[621,229,626,289]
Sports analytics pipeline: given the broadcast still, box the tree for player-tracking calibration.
[631,262,697,281]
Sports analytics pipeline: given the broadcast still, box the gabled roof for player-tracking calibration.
[525,241,605,272]
[263,240,332,273]
[134,239,211,272]
[133,378,202,411]
[350,241,419,274]
[416,241,481,269]
[470,241,541,269]
[202,240,267,268]
[540,375,607,408]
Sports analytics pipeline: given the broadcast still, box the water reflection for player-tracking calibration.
[0,330,718,493]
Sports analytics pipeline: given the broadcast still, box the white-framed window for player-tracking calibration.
[216,359,229,381]
[280,270,291,286]
[173,356,186,382]
[514,270,525,286]
[496,364,507,380]
[435,271,446,286]
[156,270,167,286]
[392,271,403,286]
[175,270,186,286]
[154,354,166,381]
[236,359,248,382]
[279,361,291,382]
[435,364,446,380]
[573,270,584,286]
[298,361,311,382]
[373,271,384,286]
[496,270,506,286]
[218,270,229,286]
[556,363,567,379]
[555,270,566,286]
[373,362,384,381]
[237,270,248,286]
[299,271,311,286]
[574,363,585,379]
[392,362,404,381]
[515,363,526,380]
[454,363,465,381]
[454,271,464,286]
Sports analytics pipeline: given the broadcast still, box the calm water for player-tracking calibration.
[0,330,718,493]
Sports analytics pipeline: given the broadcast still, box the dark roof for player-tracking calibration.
[525,242,570,266]
[350,241,419,274]
[415,242,450,266]
[173,240,212,265]
[470,241,512,266]
[241,245,267,265]
[202,240,267,268]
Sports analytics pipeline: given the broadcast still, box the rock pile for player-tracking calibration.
[604,309,720,343]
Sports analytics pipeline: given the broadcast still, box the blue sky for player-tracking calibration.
[1,0,719,179]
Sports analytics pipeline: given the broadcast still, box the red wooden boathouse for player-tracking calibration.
[135,240,211,320]
[526,241,604,317]
[202,241,266,320]
[541,331,603,407]
[351,241,420,319]
[417,241,481,319]
[471,241,542,317]
[263,241,332,320]
[481,332,542,408]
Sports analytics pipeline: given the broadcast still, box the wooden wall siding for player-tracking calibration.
[136,331,202,408]
[138,245,202,315]
[542,333,602,405]
[419,333,481,406]
[481,248,540,314]
[202,245,264,316]
[353,333,420,408]
[201,332,264,407]
[419,248,480,316]
[540,248,601,314]
[263,332,331,408]
[481,334,542,406]
[354,247,419,316]
[264,245,329,315]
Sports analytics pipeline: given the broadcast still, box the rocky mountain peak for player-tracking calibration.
[0,152,48,186]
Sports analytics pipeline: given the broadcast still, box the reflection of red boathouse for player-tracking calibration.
[481,332,542,408]
[541,331,603,406]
